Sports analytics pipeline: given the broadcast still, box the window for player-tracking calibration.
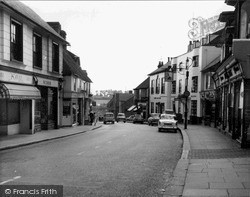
[156,77,160,94]
[191,100,197,116]
[179,79,182,93]
[161,78,165,94]
[151,102,154,113]
[192,76,198,93]
[151,80,154,94]
[240,1,250,38]
[33,33,42,68]
[10,19,23,61]
[172,81,176,94]
[193,56,199,67]
[52,42,59,72]
[73,77,77,91]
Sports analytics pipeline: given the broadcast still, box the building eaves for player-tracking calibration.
[0,0,68,44]
[201,55,221,73]
[63,50,92,83]
[134,77,149,90]
[148,62,171,76]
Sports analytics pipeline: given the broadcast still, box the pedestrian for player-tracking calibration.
[93,113,97,126]
[89,112,94,125]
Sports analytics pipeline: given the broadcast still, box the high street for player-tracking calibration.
[0,123,182,197]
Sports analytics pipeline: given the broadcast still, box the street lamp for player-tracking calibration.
[168,57,193,129]
[183,57,193,129]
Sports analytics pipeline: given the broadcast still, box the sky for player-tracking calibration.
[22,0,234,93]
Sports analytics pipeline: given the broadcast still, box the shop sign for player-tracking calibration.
[188,15,225,40]
[0,70,33,85]
[37,77,58,87]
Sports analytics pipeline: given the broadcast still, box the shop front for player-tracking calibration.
[34,76,60,131]
[0,70,41,135]
[62,92,84,126]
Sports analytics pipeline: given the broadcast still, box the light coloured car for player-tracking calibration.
[148,113,160,126]
[126,115,135,122]
[116,113,126,122]
[158,114,178,132]
[103,112,115,124]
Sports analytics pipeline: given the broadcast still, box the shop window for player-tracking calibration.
[8,100,20,124]
[35,100,41,124]
[10,19,23,62]
[0,101,7,125]
[52,42,59,72]
[63,101,71,116]
[33,33,42,69]
[191,100,197,116]
[192,76,198,93]
[172,81,176,94]
[151,102,154,113]
[48,88,57,121]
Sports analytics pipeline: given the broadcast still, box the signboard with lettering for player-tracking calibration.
[188,15,225,41]
[0,70,33,85]
[37,77,58,87]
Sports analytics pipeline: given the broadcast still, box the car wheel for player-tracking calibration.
[158,128,161,132]
[104,122,106,124]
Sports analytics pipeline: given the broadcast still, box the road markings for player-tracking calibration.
[77,151,85,155]
[0,176,21,185]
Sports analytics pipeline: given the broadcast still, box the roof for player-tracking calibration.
[134,77,149,90]
[202,55,221,73]
[63,50,92,83]
[0,0,67,43]
[119,93,134,101]
[148,62,171,76]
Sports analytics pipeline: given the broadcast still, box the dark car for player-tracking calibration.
[133,114,144,124]
[103,112,115,124]
[148,113,160,126]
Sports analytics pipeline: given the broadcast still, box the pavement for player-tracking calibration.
[165,124,250,197]
[0,123,102,151]
[0,122,250,197]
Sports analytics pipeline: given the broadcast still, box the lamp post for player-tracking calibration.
[167,57,193,129]
[183,57,193,129]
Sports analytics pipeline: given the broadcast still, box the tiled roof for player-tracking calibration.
[63,50,92,83]
[148,62,171,76]
[119,93,134,101]
[0,0,67,43]
[134,77,149,90]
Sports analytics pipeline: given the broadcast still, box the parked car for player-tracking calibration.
[126,115,135,122]
[116,113,126,122]
[148,113,160,126]
[158,113,178,132]
[133,114,144,124]
[103,112,115,124]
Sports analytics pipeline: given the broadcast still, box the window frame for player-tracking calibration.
[52,42,59,73]
[33,32,42,69]
[192,76,198,93]
[10,18,23,62]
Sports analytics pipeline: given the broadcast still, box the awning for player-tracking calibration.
[0,83,41,100]
[127,105,136,112]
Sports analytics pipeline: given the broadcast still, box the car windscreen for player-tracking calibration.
[105,114,113,117]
